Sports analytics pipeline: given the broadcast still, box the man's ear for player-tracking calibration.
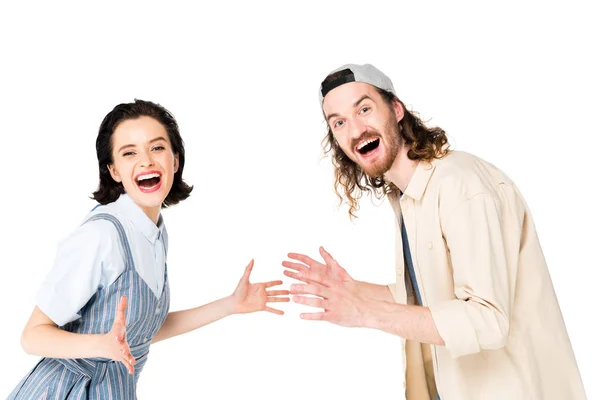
[393,99,405,123]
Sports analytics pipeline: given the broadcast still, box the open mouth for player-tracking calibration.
[136,172,162,191]
[356,137,381,156]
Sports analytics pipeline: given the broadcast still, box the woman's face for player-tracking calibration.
[107,116,179,221]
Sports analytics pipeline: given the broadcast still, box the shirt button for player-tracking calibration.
[427,242,433,250]
[155,308,161,315]
[396,268,403,276]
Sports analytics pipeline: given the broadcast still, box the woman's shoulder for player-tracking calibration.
[80,201,130,233]
[55,202,127,255]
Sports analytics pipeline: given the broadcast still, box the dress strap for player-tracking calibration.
[83,213,135,272]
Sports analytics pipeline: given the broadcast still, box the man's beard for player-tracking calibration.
[359,117,401,178]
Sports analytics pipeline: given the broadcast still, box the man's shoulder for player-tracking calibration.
[434,150,510,183]
[429,150,515,208]
[433,150,487,171]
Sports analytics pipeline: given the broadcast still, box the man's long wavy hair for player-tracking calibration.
[321,87,450,219]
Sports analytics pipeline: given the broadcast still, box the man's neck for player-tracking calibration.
[384,146,418,193]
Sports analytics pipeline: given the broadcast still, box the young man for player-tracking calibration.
[283,64,586,399]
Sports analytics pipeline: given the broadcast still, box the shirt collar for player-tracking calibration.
[401,159,437,201]
[115,193,165,243]
[386,158,437,216]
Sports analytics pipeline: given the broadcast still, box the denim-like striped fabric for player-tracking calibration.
[9,213,170,399]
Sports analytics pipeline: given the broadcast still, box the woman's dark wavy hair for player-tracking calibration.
[91,99,193,207]
[321,85,449,219]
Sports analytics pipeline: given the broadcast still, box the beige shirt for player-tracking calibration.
[387,150,586,400]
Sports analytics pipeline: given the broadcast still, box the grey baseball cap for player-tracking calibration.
[319,63,396,104]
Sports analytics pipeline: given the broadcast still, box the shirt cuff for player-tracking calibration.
[429,299,481,358]
[36,283,81,327]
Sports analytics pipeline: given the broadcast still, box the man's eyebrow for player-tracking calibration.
[326,112,340,123]
[353,95,373,108]
[326,95,374,123]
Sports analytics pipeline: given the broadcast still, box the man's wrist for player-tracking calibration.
[358,297,383,329]
[359,298,402,333]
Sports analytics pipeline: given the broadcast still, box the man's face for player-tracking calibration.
[322,82,403,178]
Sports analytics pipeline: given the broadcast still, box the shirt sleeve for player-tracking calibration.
[429,192,517,359]
[36,219,122,326]
[387,283,398,302]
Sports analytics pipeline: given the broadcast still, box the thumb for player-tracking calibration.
[319,246,337,267]
[241,259,254,282]
[113,295,128,340]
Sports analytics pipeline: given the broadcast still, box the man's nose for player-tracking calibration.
[347,117,366,141]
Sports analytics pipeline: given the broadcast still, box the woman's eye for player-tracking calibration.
[123,151,134,157]
[360,106,370,114]
[153,146,165,151]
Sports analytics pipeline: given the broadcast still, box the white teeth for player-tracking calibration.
[137,173,160,181]
[357,138,378,150]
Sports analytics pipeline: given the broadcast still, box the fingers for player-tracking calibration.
[290,283,328,298]
[287,253,324,269]
[266,290,289,296]
[292,296,329,310]
[121,353,134,372]
[292,295,328,309]
[297,269,329,286]
[265,306,284,315]
[281,261,308,272]
[121,358,135,375]
[119,339,135,374]
[261,280,283,288]
[121,341,134,364]
[266,296,290,303]
[113,322,126,342]
[299,312,326,321]
[283,269,313,284]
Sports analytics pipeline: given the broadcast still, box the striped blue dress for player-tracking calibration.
[9,213,170,399]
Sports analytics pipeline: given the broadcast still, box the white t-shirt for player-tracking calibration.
[36,193,168,326]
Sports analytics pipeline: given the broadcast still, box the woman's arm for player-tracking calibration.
[151,296,236,344]
[152,259,289,344]
[21,296,136,374]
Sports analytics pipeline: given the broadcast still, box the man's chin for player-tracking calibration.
[361,164,389,179]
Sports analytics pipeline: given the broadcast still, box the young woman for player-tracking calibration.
[9,99,289,399]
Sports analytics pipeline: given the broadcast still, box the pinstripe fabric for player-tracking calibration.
[9,213,170,399]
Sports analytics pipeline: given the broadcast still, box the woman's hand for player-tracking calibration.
[231,260,290,315]
[102,295,135,374]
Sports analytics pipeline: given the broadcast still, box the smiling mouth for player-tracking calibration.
[136,172,162,189]
[356,137,381,156]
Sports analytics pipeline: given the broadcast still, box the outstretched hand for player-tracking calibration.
[283,246,355,285]
[231,259,290,315]
[283,247,369,327]
[103,295,135,374]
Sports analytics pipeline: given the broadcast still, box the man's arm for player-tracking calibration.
[362,299,444,345]
[356,281,395,303]
[290,268,444,345]
[289,189,517,358]
[283,251,396,303]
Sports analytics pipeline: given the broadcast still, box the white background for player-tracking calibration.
[1,1,598,398]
